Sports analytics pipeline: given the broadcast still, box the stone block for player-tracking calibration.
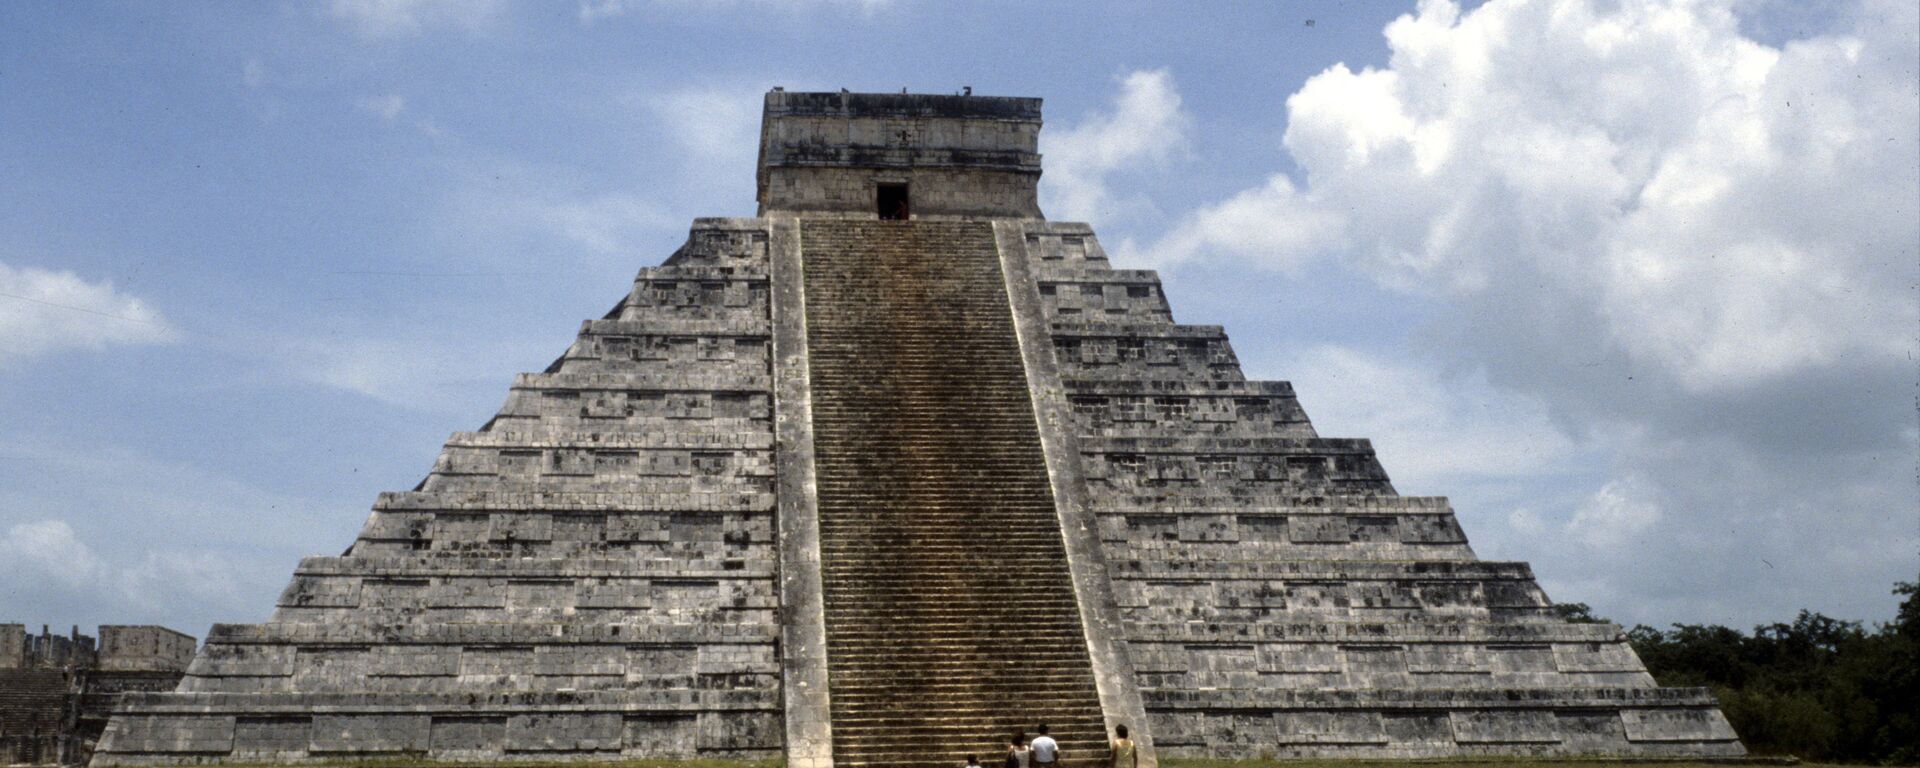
[232,717,312,757]
[460,645,535,677]
[359,578,428,608]
[1450,710,1561,744]
[1406,644,1490,674]
[430,716,506,755]
[109,716,235,753]
[1258,644,1342,673]
[371,645,459,677]
[310,715,430,753]
[428,578,507,608]
[1620,708,1739,742]
[1274,711,1388,745]
[278,576,362,608]
[1289,516,1350,543]
[189,643,295,677]
[625,715,698,757]
[506,713,623,752]
[697,711,782,751]
[577,578,651,608]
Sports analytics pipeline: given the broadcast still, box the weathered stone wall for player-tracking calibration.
[1,668,68,764]
[0,624,193,764]
[93,220,785,765]
[1004,219,1742,757]
[4,626,99,670]
[98,628,196,673]
[757,91,1043,219]
[761,167,1040,220]
[2,623,26,669]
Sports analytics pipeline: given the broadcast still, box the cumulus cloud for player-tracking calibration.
[0,263,178,364]
[1151,0,1917,394]
[1566,477,1665,551]
[0,520,245,628]
[1128,175,1345,273]
[1042,69,1190,223]
[1136,0,1917,625]
[327,0,508,39]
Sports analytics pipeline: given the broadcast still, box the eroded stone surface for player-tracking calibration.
[93,220,785,765]
[94,90,1740,765]
[1006,219,1742,757]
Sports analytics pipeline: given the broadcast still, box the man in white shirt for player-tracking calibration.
[1030,724,1060,767]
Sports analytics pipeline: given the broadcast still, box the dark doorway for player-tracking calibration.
[877,183,910,220]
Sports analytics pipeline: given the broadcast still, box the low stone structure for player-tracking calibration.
[1,624,194,765]
[95,628,195,674]
[93,90,1741,767]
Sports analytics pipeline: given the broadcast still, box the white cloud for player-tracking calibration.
[0,520,103,591]
[1566,476,1664,550]
[0,520,243,625]
[327,0,508,39]
[0,262,178,364]
[1131,0,1917,625]
[1042,69,1190,223]
[1118,174,1344,272]
[1149,0,1918,394]
[357,94,407,121]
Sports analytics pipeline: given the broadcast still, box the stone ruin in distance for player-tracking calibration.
[93,90,1744,768]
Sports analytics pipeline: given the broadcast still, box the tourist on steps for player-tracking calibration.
[967,754,983,768]
[1109,725,1138,768]
[1006,733,1030,768]
[1031,724,1060,768]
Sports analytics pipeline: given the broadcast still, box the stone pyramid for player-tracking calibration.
[95,90,1742,768]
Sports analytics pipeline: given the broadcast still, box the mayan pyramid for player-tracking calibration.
[94,90,1743,767]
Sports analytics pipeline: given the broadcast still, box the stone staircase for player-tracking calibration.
[800,220,1108,768]
[0,669,70,765]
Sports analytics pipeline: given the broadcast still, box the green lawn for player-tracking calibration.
[1159,760,1810,768]
[158,758,1848,768]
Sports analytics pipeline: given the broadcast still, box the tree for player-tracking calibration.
[1624,577,1920,763]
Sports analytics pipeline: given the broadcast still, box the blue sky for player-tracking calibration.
[1,0,1914,640]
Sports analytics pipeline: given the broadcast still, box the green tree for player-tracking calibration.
[1625,577,1919,763]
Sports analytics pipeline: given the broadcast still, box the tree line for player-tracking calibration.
[1558,578,1917,763]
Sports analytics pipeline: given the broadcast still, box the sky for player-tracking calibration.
[0,0,1915,640]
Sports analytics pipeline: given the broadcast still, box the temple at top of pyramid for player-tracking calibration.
[93,90,1743,768]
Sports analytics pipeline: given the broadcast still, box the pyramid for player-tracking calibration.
[95,90,1742,767]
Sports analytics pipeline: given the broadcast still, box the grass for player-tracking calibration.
[156,759,1845,768]
[169,761,784,768]
[1159,760,1813,768]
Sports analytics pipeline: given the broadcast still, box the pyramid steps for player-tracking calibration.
[799,219,1108,768]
